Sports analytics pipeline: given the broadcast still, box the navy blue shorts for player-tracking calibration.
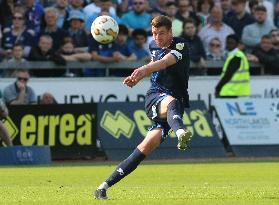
[144,91,172,142]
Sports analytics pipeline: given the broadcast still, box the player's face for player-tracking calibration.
[152,26,172,48]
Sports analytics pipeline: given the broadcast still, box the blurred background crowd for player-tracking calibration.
[1,0,279,77]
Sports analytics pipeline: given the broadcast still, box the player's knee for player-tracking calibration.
[137,140,160,155]
[159,96,176,117]
[167,99,180,110]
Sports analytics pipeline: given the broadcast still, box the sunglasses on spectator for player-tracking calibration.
[13,16,23,20]
[17,77,29,82]
[210,43,220,47]
[271,33,279,37]
[133,2,144,5]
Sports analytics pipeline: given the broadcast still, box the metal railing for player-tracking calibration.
[0,60,263,76]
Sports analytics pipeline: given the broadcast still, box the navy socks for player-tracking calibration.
[167,99,184,133]
[105,148,146,187]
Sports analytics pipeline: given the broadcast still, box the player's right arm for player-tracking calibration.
[123,53,176,87]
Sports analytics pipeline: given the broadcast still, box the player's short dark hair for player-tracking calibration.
[151,15,172,30]
[118,24,129,35]
[255,5,267,12]
[132,29,147,39]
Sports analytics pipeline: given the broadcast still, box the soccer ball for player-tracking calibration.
[91,15,119,44]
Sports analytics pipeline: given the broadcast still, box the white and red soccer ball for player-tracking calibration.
[91,15,119,44]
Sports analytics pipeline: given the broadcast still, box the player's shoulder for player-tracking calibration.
[173,37,187,44]
[171,37,188,51]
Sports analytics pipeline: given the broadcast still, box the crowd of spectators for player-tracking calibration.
[0,0,279,77]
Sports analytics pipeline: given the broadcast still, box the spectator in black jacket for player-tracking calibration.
[180,18,206,74]
[248,34,279,74]
[270,29,279,52]
[223,0,255,39]
[28,35,66,77]
[40,7,68,51]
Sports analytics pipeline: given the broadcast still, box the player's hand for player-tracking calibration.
[130,67,146,83]
[123,76,137,87]
[16,81,26,92]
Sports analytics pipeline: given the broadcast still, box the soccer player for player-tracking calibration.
[94,15,192,200]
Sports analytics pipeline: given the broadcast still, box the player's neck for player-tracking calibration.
[162,37,173,49]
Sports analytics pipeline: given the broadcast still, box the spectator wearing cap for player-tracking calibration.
[85,0,122,33]
[40,7,69,51]
[121,0,151,34]
[223,0,255,39]
[241,5,276,49]
[67,10,88,48]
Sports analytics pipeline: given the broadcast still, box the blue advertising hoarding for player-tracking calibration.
[98,101,226,160]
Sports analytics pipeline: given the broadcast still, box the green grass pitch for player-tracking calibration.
[0,161,279,205]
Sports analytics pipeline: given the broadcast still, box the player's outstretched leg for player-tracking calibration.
[94,148,145,200]
[167,99,192,150]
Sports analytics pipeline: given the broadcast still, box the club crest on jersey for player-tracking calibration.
[176,43,184,50]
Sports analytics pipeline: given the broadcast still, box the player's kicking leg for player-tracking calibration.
[94,129,162,200]
[159,96,192,150]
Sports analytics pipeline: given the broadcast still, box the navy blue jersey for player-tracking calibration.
[2,28,34,50]
[148,37,190,106]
